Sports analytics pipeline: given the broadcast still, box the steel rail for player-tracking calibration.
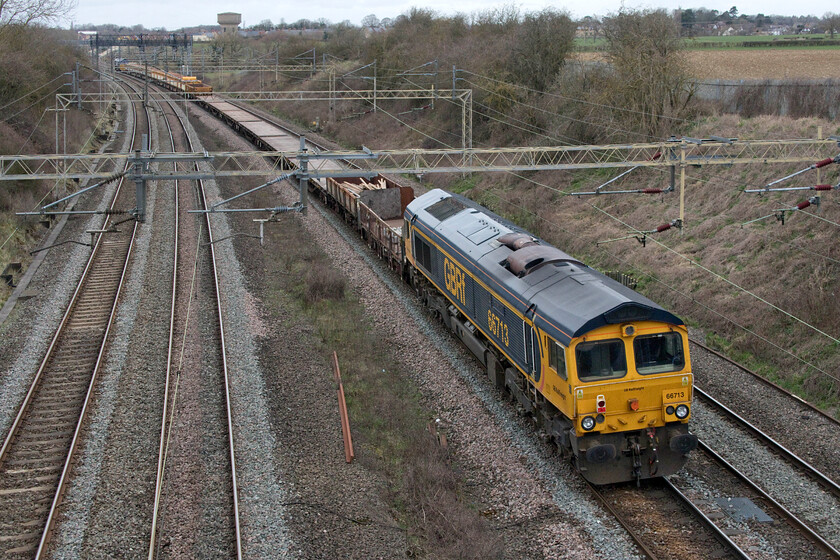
[34,71,147,560]
[0,76,142,558]
[584,482,660,560]
[689,338,840,429]
[695,387,840,499]
[194,128,244,560]
[660,478,752,560]
[696,440,840,559]
[35,219,139,559]
[134,71,244,559]
[146,72,181,559]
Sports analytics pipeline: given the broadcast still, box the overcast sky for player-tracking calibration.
[67,0,831,30]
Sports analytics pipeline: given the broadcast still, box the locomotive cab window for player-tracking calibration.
[575,340,626,381]
[633,332,685,375]
[547,338,567,380]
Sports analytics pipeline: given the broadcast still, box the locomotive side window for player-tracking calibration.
[547,338,567,380]
[633,333,685,374]
[414,235,433,272]
[575,340,626,381]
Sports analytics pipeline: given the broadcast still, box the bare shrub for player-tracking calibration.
[303,263,346,304]
[404,435,502,558]
[599,9,695,138]
[507,9,575,92]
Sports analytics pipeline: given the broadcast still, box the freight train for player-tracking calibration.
[316,177,697,484]
[120,67,699,484]
[115,60,212,95]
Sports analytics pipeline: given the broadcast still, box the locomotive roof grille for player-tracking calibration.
[425,197,466,221]
[603,303,653,324]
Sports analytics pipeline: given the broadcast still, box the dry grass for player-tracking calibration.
[260,201,502,557]
[303,263,346,304]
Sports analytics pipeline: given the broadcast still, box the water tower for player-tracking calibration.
[218,12,242,34]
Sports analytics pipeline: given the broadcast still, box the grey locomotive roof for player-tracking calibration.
[407,189,684,345]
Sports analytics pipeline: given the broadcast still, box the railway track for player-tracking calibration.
[588,478,747,560]
[672,440,840,559]
[125,75,242,559]
[690,388,840,553]
[690,338,840,482]
[0,80,144,558]
[690,338,840,432]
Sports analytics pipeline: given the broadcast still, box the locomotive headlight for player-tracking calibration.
[675,404,689,419]
[581,416,596,431]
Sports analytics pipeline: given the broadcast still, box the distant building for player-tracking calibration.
[218,12,242,34]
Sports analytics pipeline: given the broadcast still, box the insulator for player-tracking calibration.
[813,185,833,191]
[656,223,672,233]
[642,188,663,194]
[815,158,834,168]
[796,200,811,210]
[650,151,662,161]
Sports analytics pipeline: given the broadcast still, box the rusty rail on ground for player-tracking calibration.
[332,351,355,463]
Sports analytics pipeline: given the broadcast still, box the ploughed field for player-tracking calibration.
[579,49,840,80]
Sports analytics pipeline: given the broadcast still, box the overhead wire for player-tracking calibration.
[460,77,654,142]
[16,107,49,154]
[799,210,840,229]
[336,78,455,149]
[398,74,585,147]
[584,202,840,346]
[373,68,840,374]
[0,74,68,113]
[459,68,692,126]
[476,187,840,385]
[473,100,584,145]
[644,163,840,264]
[1,84,66,124]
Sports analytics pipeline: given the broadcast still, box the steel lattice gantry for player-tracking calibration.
[5,138,838,224]
[4,139,837,181]
[90,33,193,50]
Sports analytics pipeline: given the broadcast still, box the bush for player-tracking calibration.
[303,263,346,304]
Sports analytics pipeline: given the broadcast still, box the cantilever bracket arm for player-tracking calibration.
[210,172,296,211]
[40,170,127,211]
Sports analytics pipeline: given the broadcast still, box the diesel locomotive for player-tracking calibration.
[402,189,698,484]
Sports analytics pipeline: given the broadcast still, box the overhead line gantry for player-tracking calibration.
[4,137,839,223]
